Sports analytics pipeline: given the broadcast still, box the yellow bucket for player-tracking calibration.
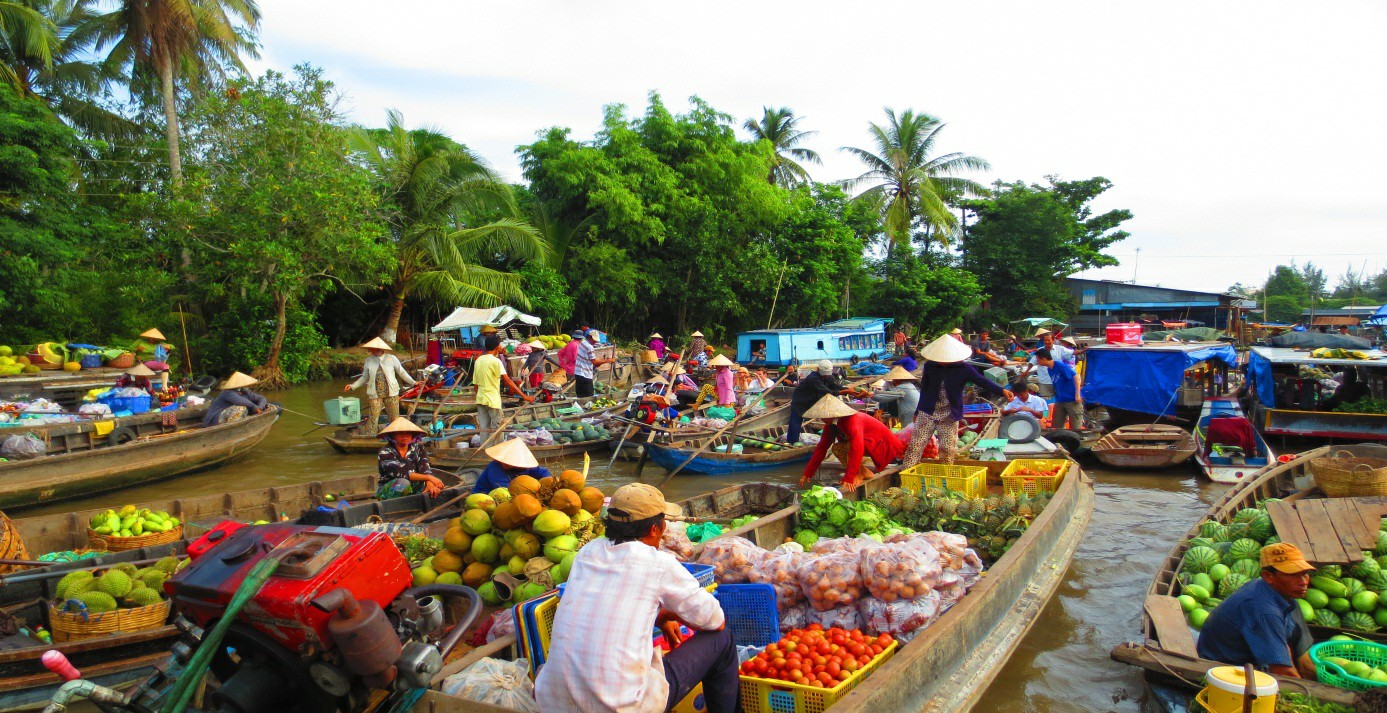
[1197,666,1278,713]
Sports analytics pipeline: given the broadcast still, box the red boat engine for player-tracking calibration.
[154,522,478,713]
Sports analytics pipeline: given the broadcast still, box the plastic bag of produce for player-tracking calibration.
[859,541,943,602]
[749,550,807,609]
[798,549,866,611]
[685,522,724,543]
[0,434,46,461]
[698,537,768,583]
[780,601,810,633]
[858,591,942,643]
[660,525,697,562]
[811,535,877,556]
[441,657,539,713]
[485,610,517,644]
[935,571,967,610]
[798,433,821,447]
[78,403,112,416]
[805,602,864,631]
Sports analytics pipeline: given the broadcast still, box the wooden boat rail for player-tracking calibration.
[1091,424,1198,469]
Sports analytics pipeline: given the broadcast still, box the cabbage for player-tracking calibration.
[844,502,886,537]
[826,500,856,528]
[794,530,819,549]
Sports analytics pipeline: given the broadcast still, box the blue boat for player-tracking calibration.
[644,425,814,475]
[1192,396,1274,484]
[1082,341,1239,419]
[735,317,894,367]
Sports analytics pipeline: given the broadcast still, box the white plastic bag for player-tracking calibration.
[697,537,768,584]
[858,592,941,643]
[797,549,865,611]
[660,525,697,562]
[485,610,517,643]
[1,434,46,460]
[442,658,540,712]
[780,601,809,633]
[859,541,942,602]
[804,602,863,631]
[748,550,806,609]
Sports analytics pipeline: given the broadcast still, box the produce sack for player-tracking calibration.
[485,610,517,644]
[0,434,46,461]
[442,657,540,713]
[697,537,768,584]
[935,571,967,609]
[859,591,942,643]
[859,541,943,602]
[660,524,697,562]
[811,535,877,556]
[685,522,724,543]
[780,601,810,633]
[804,602,864,631]
[797,549,866,611]
[749,550,807,609]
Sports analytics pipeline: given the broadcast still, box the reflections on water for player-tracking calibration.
[29,383,1231,711]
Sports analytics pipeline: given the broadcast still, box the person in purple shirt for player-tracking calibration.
[904,336,1012,465]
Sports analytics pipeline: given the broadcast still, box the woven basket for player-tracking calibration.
[0,511,31,575]
[48,599,172,642]
[1311,451,1387,498]
[107,353,136,369]
[88,525,183,552]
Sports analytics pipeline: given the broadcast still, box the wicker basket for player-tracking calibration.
[48,599,172,642]
[0,511,31,575]
[107,353,136,369]
[1311,451,1387,498]
[88,525,183,552]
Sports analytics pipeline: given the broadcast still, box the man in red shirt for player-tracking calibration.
[798,394,908,489]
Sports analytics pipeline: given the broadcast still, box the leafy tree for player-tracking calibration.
[1263,295,1302,324]
[0,1,55,89]
[351,110,547,343]
[762,184,870,328]
[1300,262,1327,303]
[178,66,392,386]
[865,247,982,335]
[842,108,989,250]
[1047,176,1130,269]
[743,106,820,187]
[517,262,573,327]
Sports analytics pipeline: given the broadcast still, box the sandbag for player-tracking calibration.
[1,434,46,460]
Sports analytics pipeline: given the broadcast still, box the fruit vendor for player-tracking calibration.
[115,363,159,397]
[519,339,548,388]
[800,394,910,489]
[376,417,445,499]
[647,332,667,359]
[891,345,920,374]
[686,330,708,367]
[787,360,867,445]
[903,336,1013,466]
[129,328,175,367]
[1196,543,1317,679]
[475,334,534,433]
[536,483,737,713]
[202,372,270,426]
[972,329,1006,367]
[554,329,583,381]
[873,364,921,421]
[1002,382,1049,419]
[343,337,416,437]
[1033,348,1084,431]
[1021,329,1073,399]
[470,437,551,494]
[709,354,736,406]
[575,329,615,399]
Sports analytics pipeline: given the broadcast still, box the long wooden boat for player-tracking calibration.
[1110,444,1387,709]
[0,407,278,511]
[1247,345,1387,443]
[1090,424,1197,469]
[1192,396,1274,483]
[645,424,814,475]
[324,399,591,455]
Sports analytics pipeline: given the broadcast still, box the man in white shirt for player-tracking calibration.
[1023,330,1073,398]
[574,329,615,399]
[1002,382,1050,419]
[536,483,736,713]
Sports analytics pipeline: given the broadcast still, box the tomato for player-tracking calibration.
[819,672,835,686]
[858,655,871,666]
[809,679,824,688]
[788,669,803,681]
[848,643,865,657]
[808,623,823,632]
[837,669,851,681]
[825,661,840,677]
[869,644,883,656]
[843,658,860,672]
[765,644,779,656]
[785,641,798,653]
[771,657,786,670]
[876,633,893,648]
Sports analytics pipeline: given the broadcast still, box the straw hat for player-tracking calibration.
[486,437,538,469]
[649,332,663,339]
[221,371,258,390]
[802,394,857,420]
[886,365,916,381]
[949,328,963,335]
[920,335,972,364]
[360,337,392,351]
[709,354,734,368]
[661,362,685,377]
[690,330,704,337]
[480,325,498,334]
[527,340,545,349]
[140,328,167,341]
[379,417,427,437]
[125,363,156,377]
[1059,335,1076,346]
[1034,328,1051,337]
[649,375,669,385]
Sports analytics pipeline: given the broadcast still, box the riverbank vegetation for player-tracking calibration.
[1,0,1133,385]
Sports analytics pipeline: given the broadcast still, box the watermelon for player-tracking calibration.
[1344,611,1380,633]
[1343,578,1366,597]
[1225,522,1251,541]
[1364,571,1387,591]
[1182,546,1221,574]
[1355,558,1382,580]
[1207,564,1230,583]
[1209,525,1233,543]
[1305,588,1330,609]
[1188,537,1216,551]
[1264,535,1281,546]
[1219,573,1252,598]
[1230,559,1260,580]
[1199,521,1222,539]
[1297,599,1316,622]
[1247,515,1273,542]
[1376,532,1387,557]
[1228,538,1262,561]
[1233,507,1263,524]
[1321,565,1343,580]
[1316,609,1341,628]
[1213,541,1233,556]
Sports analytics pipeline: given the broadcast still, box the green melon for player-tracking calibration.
[1182,546,1220,574]
[1218,573,1252,598]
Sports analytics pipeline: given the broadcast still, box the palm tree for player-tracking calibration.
[842,108,990,250]
[353,110,550,343]
[0,1,54,88]
[90,0,260,185]
[743,106,821,187]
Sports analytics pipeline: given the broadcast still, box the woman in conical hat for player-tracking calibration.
[873,364,922,423]
[799,394,910,489]
[344,336,417,436]
[902,335,1014,466]
[647,332,667,360]
[131,328,176,377]
[376,417,444,499]
[202,371,271,426]
[470,437,552,495]
[709,354,737,407]
[114,363,159,397]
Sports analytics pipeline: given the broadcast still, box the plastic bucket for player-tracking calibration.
[1200,666,1277,713]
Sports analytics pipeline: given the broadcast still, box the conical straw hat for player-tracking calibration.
[527,340,545,349]
[690,330,704,337]
[140,328,167,341]
[649,375,669,385]
[649,332,663,339]
[949,328,963,335]
[1034,328,1051,337]
[125,363,156,377]
[221,371,258,389]
[379,417,426,437]
[920,335,972,364]
[886,365,916,381]
[708,354,734,367]
[360,337,392,351]
[486,437,538,468]
[802,394,857,420]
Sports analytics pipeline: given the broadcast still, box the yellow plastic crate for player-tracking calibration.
[900,463,988,498]
[739,640,898,713]
[1000,459,1069,497]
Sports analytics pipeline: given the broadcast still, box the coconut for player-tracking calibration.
[464,493,497,514]
[460,509,492,536]
[435,572,463,586]
[569,509,594,533]
[533,510,572,539]
[544,535,580,563]
[550,489,582,516]
[493,502,522,531]
[513,494,543,520]
[470,533,501,563]
[461,562,493,588]
[478,582,503,605]
[489,487,512,504]
[511,532,541,559]
[431,549,464,574]
[508,555,528,576]
[499,542,515,562]
[443,528,473,554]
[510,475,541,498]
[558,552,575,582]
[550,563,567,586]
[513,581,547,603]
[559,469,586,492]
[411,566,438,587]
[579,487,605,514]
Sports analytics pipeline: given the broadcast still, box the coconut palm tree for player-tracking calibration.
[90,0,260,185]
[352,110,550,343]
[842,108,990,250]
[0,1,55,87]
[743,106,821,187]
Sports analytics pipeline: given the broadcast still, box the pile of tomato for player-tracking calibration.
[738,624,895,688]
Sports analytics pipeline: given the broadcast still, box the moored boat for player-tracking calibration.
[324,399,597,455]
[1192,396,1274,483]
[1090,424,1197,469]
[644,424,814,475]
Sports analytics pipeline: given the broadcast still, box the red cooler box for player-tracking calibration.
[1106,323,1143,345]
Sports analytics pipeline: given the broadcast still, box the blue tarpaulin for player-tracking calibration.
[1082,344,1239,416]
[1248,350,1275,408]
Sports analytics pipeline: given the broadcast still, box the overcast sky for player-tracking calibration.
[251,0,1385,296]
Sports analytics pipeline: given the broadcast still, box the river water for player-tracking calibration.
[34,383,1234,712]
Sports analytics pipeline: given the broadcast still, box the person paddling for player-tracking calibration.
[376,417,445,499]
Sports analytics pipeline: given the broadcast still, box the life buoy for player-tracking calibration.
[108,427,137,446]
[189,375,218,394]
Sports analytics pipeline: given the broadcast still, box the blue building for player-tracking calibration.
[735,318,894,366]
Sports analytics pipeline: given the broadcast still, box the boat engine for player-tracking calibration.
[107,521,479,713]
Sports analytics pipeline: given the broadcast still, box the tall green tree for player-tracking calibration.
[842,108,989,250]
[743,106,821,187]
[0,1,55,88]
[865,247,982,335]
[91,0,260,185]
[352,110,547,343]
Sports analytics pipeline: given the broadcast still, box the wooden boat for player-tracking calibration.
[324,399,589,455]
[1247,345,1387,443]
[1192,396,1274,483]
[1090,424,1197,469]
[435,458,1095,712]
[1109,444,1387,709]
[0,407,278,511]
[427,402,627,468]
[644,424,815,475]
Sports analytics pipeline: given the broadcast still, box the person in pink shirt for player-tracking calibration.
[554,329,582,378]
[709,354,736,407]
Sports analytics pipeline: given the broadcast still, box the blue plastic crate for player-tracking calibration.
[714,583,779,647]
[683,562,715,588]
[97,393,152,415]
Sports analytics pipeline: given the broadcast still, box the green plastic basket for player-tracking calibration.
[1309,640,1387,691]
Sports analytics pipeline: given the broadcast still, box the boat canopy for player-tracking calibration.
[1083,342,1238,416]
[1266,331,1371,349]
[1008,317,1068,333]
[1371,305,1387,326]
[431,305,540,334]
[1248,346,1387,408]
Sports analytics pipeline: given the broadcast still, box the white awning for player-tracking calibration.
[431,305,541,333]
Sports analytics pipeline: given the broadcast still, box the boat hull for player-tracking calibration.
[1192,397,1273,484]
[1091,425,1197,470]
[644,441,812,475]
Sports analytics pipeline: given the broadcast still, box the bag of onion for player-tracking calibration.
[797,549,866,611]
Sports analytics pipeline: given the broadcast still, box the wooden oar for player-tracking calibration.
[655,370,793,487]
[450,411,520,471]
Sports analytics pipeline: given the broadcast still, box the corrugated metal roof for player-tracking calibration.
[820,317,892,329]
